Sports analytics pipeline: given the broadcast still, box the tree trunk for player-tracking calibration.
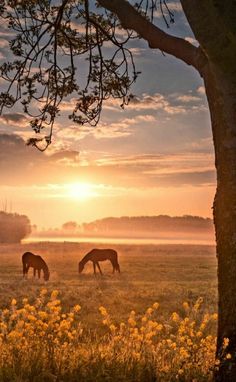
[204,63,236,381]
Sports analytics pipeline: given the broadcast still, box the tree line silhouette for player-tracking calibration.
[82,215,214,235]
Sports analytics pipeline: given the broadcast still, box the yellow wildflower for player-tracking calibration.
[146,307,153,315]
[171,312,179,322]
[223,338,229,349]
[51,290,59,299]
[99,306,107,316]
[109,324,116,332]
[73,305,81,313]
[183,301,189,310]
[153,302,159,310]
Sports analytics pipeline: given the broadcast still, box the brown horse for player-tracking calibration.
[22,252,50,281]
[78,248,120,275]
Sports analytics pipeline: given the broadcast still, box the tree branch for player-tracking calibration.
[97,0,207,74]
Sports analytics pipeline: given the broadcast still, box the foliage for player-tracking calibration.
[0,211,31,243]
[0,0,144,150]
[0,289,224,381]
[0,0,177,150]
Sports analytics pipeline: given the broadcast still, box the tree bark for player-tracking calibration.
[203,63,236,381]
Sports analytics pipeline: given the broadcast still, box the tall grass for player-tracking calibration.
[0,289,226,382]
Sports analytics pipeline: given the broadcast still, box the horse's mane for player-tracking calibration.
[40,257,49,273]
[80,251,93,264]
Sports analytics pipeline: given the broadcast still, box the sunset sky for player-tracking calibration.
[0,2,216,229]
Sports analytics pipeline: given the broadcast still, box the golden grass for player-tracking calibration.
[0,242,218,381]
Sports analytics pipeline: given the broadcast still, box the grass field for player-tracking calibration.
[0,242,218,381]
[0,242,217,322]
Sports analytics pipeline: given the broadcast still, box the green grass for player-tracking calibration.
[0,242,217,327]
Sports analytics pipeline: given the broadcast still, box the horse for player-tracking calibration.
[78,248,120,275]
[22,252,50,281]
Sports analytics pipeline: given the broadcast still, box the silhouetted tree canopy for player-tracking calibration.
[0,211,31,243]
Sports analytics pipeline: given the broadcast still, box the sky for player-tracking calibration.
[0,1,216,229]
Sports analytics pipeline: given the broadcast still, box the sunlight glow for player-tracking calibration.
[66,183,99,200]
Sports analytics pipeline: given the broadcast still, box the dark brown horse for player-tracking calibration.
[22,252,50,281]
[78,248,120,275]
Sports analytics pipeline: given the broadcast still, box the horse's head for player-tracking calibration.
[78,261,84,274]
[44,269,50,281]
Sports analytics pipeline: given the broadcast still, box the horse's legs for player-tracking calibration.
[23,263,28,277]
[23,263,26,278]
[110,260,115,274]
[25,265,30,278]
[33,268,36,278]
[96,262,103,275]
[38,269,41,279]
[116,263,121,273]
[93,262,96,275]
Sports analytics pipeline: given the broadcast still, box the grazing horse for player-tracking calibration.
[78,248,120,275]
[22,252,50,281]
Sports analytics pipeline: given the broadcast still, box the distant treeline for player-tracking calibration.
[0,211,31,243]
[82,215,214,235]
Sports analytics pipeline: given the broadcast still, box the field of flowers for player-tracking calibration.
[0,289,222,382]
[0,242,218,381]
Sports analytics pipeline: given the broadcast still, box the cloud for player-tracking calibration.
[93,152,216,187]
[148,169,215,187]
[153,1,183,20]
[103,93,187,114]
[48,150,80,167]
[175,94,201,103]
[0,133,82,184]
[55,113,157,142]
[56,121,132,141]
[197,86,206,95]
[103,91,206,115]
[164,1,183,12]
[129,47,147,56]
[60,98,78,111]
[49,150,79,162]
[0,113,29,127]
[0,132,215,192]
[0,39,9,48]
[128,94,187,114]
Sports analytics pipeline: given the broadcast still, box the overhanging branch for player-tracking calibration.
[98,0,207,74]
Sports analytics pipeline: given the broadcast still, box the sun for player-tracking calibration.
[66,183,98,200]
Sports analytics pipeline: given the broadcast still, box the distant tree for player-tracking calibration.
[62,221,78,231]
[0,211,31,243]
[0,1,236,379]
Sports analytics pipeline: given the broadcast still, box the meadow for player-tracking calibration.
[0,242,219,381]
